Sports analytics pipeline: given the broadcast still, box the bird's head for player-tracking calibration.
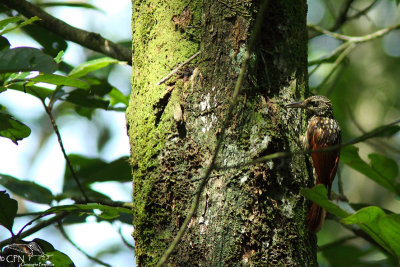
[285,95,334,117]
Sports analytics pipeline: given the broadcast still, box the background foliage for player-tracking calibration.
[0,0,399,266]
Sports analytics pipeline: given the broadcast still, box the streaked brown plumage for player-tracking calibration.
[286,95,341,232]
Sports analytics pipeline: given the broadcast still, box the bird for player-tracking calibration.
[285,95,342,233]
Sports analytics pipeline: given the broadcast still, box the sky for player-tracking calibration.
[0,1,134,266]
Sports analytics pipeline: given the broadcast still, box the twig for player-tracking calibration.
[156,2,270,266]
[0,212,69,248]
[2,0,132,65]
[317,235,356,251]
[155,51,200,86]
[41,100,89,202]
[214,119,400,171]
[308,23,400,43]
[57,222,112,267]
[118,227,135,249]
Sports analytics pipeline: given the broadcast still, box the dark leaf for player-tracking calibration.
[0,36,10,51]
[38,2,103,11]
[63,155,131,191]
[301,185,350,218]
[0,110,31,144]
[0,190,17,234]
[22,24,68,57]
[65,89,109,109]
[0,47,57,74]
[341,146,398,193]
[0,174,53,204]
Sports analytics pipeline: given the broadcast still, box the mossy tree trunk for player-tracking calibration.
[127,0,317,266]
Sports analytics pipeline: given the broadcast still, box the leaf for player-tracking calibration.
[109,87,129,106]
[0,110,31,144]
[6,83,54,100]
[38,2,103,11]
[31,238,75,267]
[0,16,40,36]
[45,203,131,221]
[301,184,350,218]
[65,89,109,109]
[0,174,53,204]
[0,47,57,74]
[28,73,89,89]
[0,36,10,50]
[0,17,21,31]
[341,206,400,259]
[63,155,131,191]
[341,146,397,193]
[0,191,18,234]
[68,57,120,78]
[22,24,68,57]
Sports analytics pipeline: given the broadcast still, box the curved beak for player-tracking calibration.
[285,100,305,109]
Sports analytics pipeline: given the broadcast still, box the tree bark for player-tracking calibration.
[128,0,316,266]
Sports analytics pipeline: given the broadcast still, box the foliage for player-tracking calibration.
[0,3,131,266]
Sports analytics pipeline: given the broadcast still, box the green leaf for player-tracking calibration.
[341,206,400,258]
[0,17,21,31]
[0,110,31,144]
[0,47,57,74]
[68,57,120,78]
[45,203,131,220]
[341,146,397,193]
[379,214,400,258]
[28,73,89,89]
[38,2,103,11]
[0,174,53,204]
[0,16,40,36]
[22,24,68,57]
[63,155,131,191]
[301,184,350,218]
[0,190,18,234]
[109,87,129,106]
[31,238,75,267]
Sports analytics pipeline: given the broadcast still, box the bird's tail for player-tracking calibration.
[307,203,326,233]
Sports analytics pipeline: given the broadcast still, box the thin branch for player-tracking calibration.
[347,0,378,21]
[2,0,132,65]
[41,100,89,202]
[57,222,112,267]
[214,119,400,171]
[156,2,270,266]
[155,51,200,86]
[308,23,400,43]
[118,227,135,250]
[331,0,356,31]
[0,212,69,248]
[317,235,356,251]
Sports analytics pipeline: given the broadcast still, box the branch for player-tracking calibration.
[0,212,69,248]
[156,1,270,266]
[2,0,132,65]
[41,100,89,202]
[57,222,112,267]
[308,23,400,43]
[214,119,400,171]
[155,51,200,86]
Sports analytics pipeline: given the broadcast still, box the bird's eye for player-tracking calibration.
[310,101,318,107]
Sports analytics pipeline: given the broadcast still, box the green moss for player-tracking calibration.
[128,0,202,264]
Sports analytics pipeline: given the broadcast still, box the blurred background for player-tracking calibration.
[308,0,400,265]
[0,0,134,266]
[0,0,399,266]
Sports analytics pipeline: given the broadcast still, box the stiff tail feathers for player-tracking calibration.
[308,203,326,233]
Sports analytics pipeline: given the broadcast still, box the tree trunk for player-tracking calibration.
[127,0,317,266]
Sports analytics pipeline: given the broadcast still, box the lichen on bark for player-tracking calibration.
[128,0,317,266]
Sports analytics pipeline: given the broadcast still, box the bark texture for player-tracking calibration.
[128,0,317,266]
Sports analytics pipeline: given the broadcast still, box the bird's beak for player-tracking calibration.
[285,100,305,109]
